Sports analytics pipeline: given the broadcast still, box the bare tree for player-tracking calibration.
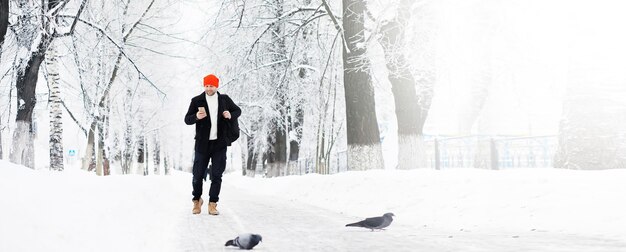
[315,68,342,174]
[341,0,383,170]
[11,0,86,168]
[60,0,166,175]
[10,0,45,168]
[122,88,134,174]
[46,39,63,171]
[0,0,7,160]
[377,0,426,170]
[265,0,289,178]
[137,133,146,175]
[0,0,8,62]
[553,5,626,169]
[456,3,498,135]
[286,0,316,174]
[153,130,160,175]
[163,155,169,175]
[207,0,343,177]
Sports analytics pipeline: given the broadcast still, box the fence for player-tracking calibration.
[288,135,558,174]
[424,135,558,169]
[290,151,348,175]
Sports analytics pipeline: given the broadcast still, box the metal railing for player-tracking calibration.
[424,135,558,169]
[286,135,558,174]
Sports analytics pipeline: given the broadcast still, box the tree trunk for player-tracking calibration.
[102,95,111,175]
[96,101,111,176]
[0,0,8,62]
[456,4,495,135]
[96,122,103,176]
[153,131,160,175]
[315,74,341,174]
[163,155,169,175]
[11,122,35,168]
[47,40,64,171]
[287,100,304,176]
[267,132,286,177]
[246,134,259,177]
[246,135,255,171]
[144,136,149,175]
[82,122,96,171]
[554,86,626,169]
[11,38,48,169]
[0,125,3,159]
[10,0,63,169]
[315,120,325,174]
[554,11,626,169]
[288,133,299,175]
[240,135,247,176]
[122,122,132,174]
[377,0,432,169]
[122,89,133,174]
[266,0,287,177]
[113,131,121,163]
[342,0,383,171]
[379,24,421,170]
[287,0,312,173]
[137,134,145,175]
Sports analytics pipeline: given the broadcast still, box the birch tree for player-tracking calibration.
[46,39,63,170]
[153,130,160,175]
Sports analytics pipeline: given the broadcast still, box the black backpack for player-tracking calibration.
[220,94,240,145]
[225,116,240,144]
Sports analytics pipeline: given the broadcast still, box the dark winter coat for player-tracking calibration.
[184,92,241,153]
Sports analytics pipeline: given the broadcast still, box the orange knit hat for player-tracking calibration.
[203,74,219,88]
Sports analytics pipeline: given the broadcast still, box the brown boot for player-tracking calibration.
[208,202,219,215]
[192,198,203,214]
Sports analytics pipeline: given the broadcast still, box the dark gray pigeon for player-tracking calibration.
[345,212,395,231]
[225,233,262,250]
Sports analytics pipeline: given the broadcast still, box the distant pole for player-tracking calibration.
[490,138,499,170]
[434,139,440,170]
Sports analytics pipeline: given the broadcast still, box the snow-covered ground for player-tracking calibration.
[2,160,626,251]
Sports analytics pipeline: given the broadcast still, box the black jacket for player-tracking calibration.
[184,92,241,153]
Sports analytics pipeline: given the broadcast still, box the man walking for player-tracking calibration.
[184,74,241,215]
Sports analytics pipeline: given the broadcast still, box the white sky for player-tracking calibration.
[369,0,626,136]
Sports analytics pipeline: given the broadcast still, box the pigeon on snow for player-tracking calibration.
[225,233,263,250]
[345,212,395,231]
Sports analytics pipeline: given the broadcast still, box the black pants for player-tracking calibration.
[192,141,227,202]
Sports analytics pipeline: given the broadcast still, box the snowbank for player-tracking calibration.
[228,168,626,239]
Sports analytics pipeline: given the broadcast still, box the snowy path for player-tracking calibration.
[174,184,626,252]
[177,185,431,251]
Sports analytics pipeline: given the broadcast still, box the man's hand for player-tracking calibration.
[222,111,231,119]
[196,110,207,120]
